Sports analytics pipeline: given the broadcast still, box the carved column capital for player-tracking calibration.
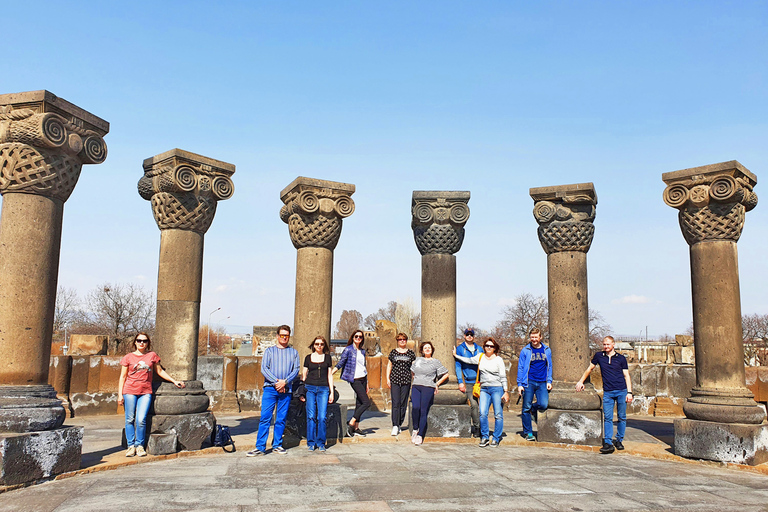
[0,90,109,202]
[662,161,757,245]
[530,183,597,255]
[138,149,235,234]
[411,191,470,255]
[280,177,355,250]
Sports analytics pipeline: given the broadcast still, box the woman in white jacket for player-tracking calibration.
[453,337,509,447]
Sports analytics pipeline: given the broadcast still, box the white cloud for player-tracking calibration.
[612,295,653,305]
[215,285,228,293]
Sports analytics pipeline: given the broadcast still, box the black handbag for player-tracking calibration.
[211,424,235,452]
[293,381,307,399]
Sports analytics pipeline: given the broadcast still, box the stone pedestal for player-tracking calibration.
[0,426,83,486]
[537,409,602,446]
[663,161,767,463]
[0,91,108,485]
[138,150,235,453]
[407,404,473,438]
[674,418,768,465]
[280,177,355,359]
[530,183,601,445]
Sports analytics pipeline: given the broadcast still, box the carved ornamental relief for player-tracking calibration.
[0,107,107,202]
[663,173,757,245]
[138,158,234,234]
[280,187,355,250]
[411,194,470,255]
[532,193,596,254]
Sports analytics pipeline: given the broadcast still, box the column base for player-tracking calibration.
[407,404,473,438]
[153,381,210,415]
[149,412,215,452]
[683,388,766,424]
[0,426,82,486]
[547,381,602,410]
[674,418,768,465]
[147,433,178,455]
[536,409,603,446]
[0,385,65,432]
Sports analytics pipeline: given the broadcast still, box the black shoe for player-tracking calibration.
[599,442,615,454]
[479,438,490,447]
[353,428,366,437]
[345,425,354,438]
[613,440,624,451]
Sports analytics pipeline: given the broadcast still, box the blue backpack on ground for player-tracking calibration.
[211,425,235,452]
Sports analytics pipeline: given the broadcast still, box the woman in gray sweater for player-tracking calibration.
[409,342,449,445]
[453,337,509,447]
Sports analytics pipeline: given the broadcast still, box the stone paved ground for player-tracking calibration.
[2,440,767,511]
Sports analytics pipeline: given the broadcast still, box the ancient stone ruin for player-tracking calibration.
[663,161,768,465]
[529,183,603,445]
[138,148,235,454]
[280,177,355,358]
[412,191,472,436]
[0,91,108,485]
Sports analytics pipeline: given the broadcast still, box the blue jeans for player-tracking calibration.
[411,385,436,437]
[124,393,152,447]
[305,384,330,448]
[479,386,504,442]
[603,389,628,444]
[521,380,549,435]
[256,386,292,451]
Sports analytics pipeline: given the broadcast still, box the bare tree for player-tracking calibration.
[363,301,398,331]
[492,293,549,359]
[81,283,155,353]
[334,309,363,340]
[457,322,488,340]
[53,286,80,338]
[395,298,421,340]
[742,313,768,365]
[588,309,612,351]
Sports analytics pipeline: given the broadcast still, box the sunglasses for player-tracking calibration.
[484,344,494,348]
[136,340,148,344]
[397,339,406,342]
[278,334,290,339]
[314,342,324,346]
[353,335,363,339]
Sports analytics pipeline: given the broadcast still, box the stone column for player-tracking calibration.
[138,149,235,453]
[411,191,472,436]
[663,161,768,465]
[530,183,602,446]
[280,177,355,360]
[0,90,108,485]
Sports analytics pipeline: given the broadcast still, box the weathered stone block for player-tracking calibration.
[147,433,178,455]
[676,334,693,346]
[86,356,102,394]
[70,392,118,416]
[149,412,215,451]
[639,365,660,397]
[198,356,224,391]
[366,355,382,389]
[237,390,261,411]
[537,409,602,446]
[285,400,348,442]
[376,320,398,359]
[207,390,240,413]
[69,356,90,393]
[236,356,263,390]
[674,418,768,465]
[67,335,108,356]
[0,426,82,486]
[663,365,696,398]
[406,404,471,438]
[97,356,122,392]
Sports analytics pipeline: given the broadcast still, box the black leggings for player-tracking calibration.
[390,383,411,427]
[350,376,371,423]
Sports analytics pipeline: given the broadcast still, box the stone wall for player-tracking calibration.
[48,354,768,418]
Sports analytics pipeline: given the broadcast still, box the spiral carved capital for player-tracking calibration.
[530,184,597,255]
[139,149,235,234]
[662,162,757,246]
[280,178,355,250]
[0,97,108,201]
[411,191,470,255]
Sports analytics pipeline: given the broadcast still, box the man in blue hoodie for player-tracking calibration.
[455,328,482,437]
[516,328,553,441]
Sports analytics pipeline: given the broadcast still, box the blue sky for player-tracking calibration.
[3,1,767,337]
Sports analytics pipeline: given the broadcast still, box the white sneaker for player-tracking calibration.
[414,435,423,445]
[391,426,400,436]
[136,445,147,457]
[125,446,136,457]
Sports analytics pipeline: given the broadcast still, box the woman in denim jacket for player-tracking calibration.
[332,329,371,437]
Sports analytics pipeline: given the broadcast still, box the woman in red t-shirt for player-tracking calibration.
[118,332,185,457]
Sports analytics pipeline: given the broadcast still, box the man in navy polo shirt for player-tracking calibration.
[575,335,634,454]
